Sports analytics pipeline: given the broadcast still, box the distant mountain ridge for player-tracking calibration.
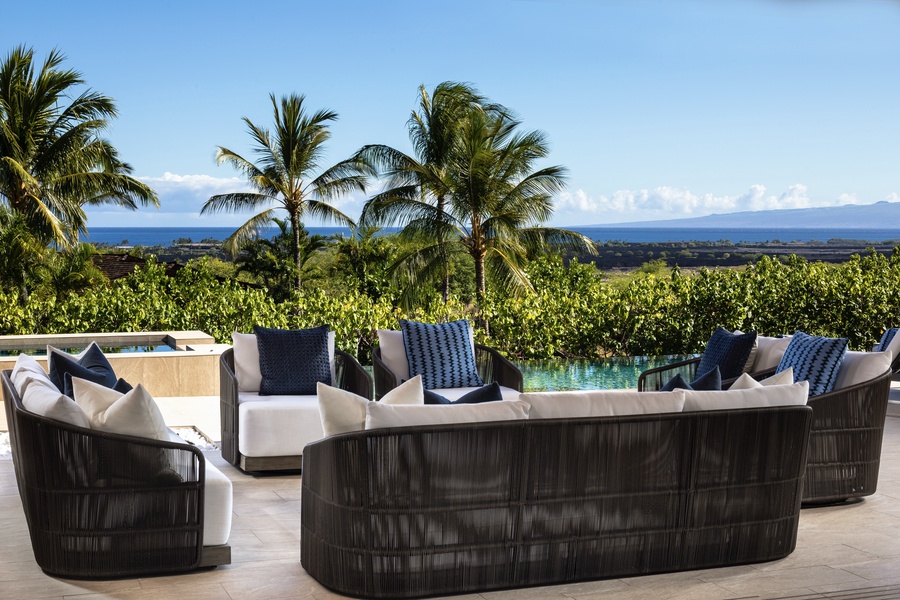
[601,200,900,229]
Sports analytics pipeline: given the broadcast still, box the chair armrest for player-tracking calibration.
[335,349,373,400]
[372,346,399,401]
[219,349,240,466]
[475,344,523,392]
[637,356,700,391]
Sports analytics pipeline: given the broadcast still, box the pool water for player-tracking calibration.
[517,355,693,391]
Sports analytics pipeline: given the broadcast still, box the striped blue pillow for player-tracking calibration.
[776,331,848,397]
[400,319,483,390]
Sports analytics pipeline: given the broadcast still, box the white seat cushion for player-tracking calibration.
[682,381,809,412]
[431,385,521,402]
[365,399,531,430]
[167,430,231,546]
[833,350,892,390]
[520,389,685,420]
[237,393,324,457]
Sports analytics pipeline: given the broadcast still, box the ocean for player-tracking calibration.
[82,226,900,247]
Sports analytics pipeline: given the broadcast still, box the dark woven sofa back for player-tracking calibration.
[2,370,207,578]
[301,405,813,598]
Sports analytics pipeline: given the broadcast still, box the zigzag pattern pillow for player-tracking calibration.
[776,331,848,397]
[400,319,483,390]
[876,327,900,352]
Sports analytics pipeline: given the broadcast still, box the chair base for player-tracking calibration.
[199,544,232,568]
[239,454,302,472]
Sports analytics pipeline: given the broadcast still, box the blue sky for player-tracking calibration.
[5,0,899,228]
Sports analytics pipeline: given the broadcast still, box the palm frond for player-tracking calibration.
[223,208,279,257]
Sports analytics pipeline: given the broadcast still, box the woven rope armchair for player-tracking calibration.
[2,371,230,578]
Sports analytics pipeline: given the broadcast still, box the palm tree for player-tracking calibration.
[0,207,48,304]
[357,82,495,302]
[202,93,373,291]
[0,45,158,247]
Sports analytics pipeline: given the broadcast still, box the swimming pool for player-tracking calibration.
[518,355,694,391]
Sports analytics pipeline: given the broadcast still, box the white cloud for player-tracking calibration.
[552,183,881,225]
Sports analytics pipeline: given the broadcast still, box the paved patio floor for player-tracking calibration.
[2,395,900,599]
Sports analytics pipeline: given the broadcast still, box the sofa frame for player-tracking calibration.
[2,370,230,578]
[372,343,523,400]
[301,405,813,598]
[219,347,372,472]
[637,359,892,504]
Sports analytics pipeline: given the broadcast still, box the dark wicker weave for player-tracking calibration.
[802,367,891,504]
[2,370,230,578]
[301,405,812,598]
[219,347,372,472]
[372,343,523,400]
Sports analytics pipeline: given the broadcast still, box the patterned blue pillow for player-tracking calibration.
[400,319,483,390]
[776,331,848,396]
[876,328,900,352]
[254,325,331,395]
[696,327,758,380]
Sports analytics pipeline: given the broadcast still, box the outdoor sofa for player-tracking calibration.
[220,339,372,472]
[638,332,892,505]
[2,369,232,578]
[301,384,813,598]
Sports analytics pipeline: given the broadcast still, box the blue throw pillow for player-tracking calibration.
[400,319,483,390]
[659,367,721,392]
[776,331,848,396]
[254,325,331,395]
[696,327,758,380]
[877,328,900,352]
[48,342,118,396]
[424,382,503,404]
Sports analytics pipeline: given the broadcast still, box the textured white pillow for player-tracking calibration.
[232,330,336,392]
[11,353,51,396]
[21,376,91,428]
[365,399,530,430]
[318,375,424,437]
[71,377,169,441]
[833,350,891,390]
[729,367,795,390]
[752,336,792,371]
[520,389,685,420]
[682,381,809,412]
[377,327,477,385]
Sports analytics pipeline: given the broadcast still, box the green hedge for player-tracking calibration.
[2,251,899,361]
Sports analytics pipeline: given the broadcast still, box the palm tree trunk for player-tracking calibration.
[291,210,302,292]
[473,247,489,335]
[437,194,450,303]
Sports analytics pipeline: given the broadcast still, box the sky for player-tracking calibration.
[4,0,899,228]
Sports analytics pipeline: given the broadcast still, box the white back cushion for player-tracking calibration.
[753,336,792,371]
[729,367,794,390]
[11,353,51,396]
[318,375,424,437]
[834,350,891,390]
[232,330,335,393]
[520,389,685,420]
[71,377,169,441]
[21,376,91,428]
[682,381,809,412]
[365,399,530,430]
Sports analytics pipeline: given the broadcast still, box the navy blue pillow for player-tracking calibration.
[776,331,848,396]
[400,319,483,390]
[113,378,134,393]
[48,343,118,395]
[254,325,331,395]
[424,382,503,404]
[697,327,757,380]
[660,367,722,392]
[877,328,900,352]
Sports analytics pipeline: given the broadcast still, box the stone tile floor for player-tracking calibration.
[2,397,900,599]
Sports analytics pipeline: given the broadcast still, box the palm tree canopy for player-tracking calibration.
[202,93,373,268]
[0,45,158,247]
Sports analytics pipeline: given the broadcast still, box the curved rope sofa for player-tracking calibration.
[2,371,230,578]
[301,405,812,598]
